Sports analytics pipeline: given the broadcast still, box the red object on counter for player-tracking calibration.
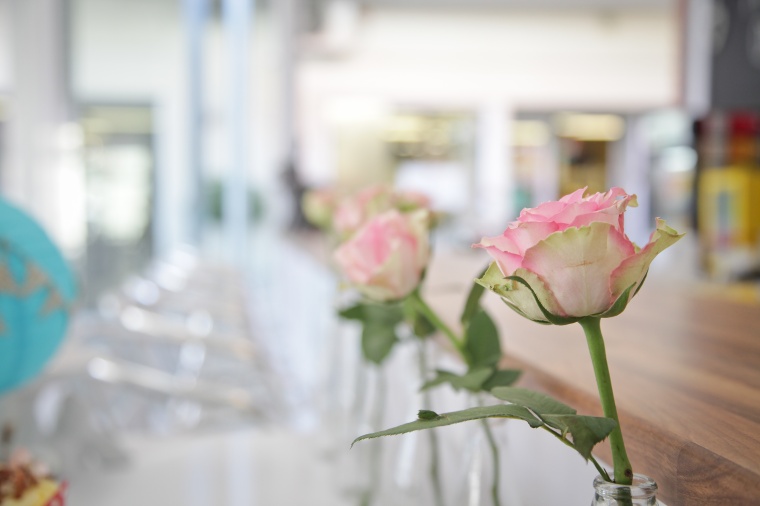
[44,482,66,506]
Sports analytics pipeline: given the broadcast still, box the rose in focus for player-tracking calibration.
[334,209,431,302]
[475,187,683,323]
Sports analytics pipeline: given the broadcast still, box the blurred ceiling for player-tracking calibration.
[356,0,675,8]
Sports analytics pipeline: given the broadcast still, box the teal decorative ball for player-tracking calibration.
[0,198,76,394]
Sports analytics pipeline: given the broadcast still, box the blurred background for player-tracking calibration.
[0,0,759,504]
[2,0,759,290]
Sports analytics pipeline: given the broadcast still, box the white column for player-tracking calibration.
[1,0,71,242]
[222,0,252,265]
[182,0,209,247]
[474,101,513,234]
[0,0,12,92]
[609,115,651,246]
[682,0,713,117]
[275,0,295,160]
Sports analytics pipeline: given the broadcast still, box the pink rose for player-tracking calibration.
[333,185,395,238]
[394,190,431,212]
[333,185,431,239]
[334,209,430,302]
[302,187,338,230]
[474,187,683,322]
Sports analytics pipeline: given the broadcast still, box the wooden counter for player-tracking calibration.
[423,251,760,506]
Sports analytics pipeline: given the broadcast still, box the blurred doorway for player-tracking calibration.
[79,103,155,305]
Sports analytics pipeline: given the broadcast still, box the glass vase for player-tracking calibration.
[338,338,437,506]
[334,361,387,500]
[446,393,514,506]
[379,337,446,506]
[591,474,659,506]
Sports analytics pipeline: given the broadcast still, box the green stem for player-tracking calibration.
[477,396,502,506]
[579,317,633,485]
[409,290,467,357]
[418,340,445,506]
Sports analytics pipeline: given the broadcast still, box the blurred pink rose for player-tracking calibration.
[394,190,431,212]
[302,187,338,230]
[333,185,431,238]
[333,185,393,238]
[475,187,683,322]
[334,209,430,301]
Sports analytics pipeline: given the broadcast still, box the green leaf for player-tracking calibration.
[460,266,489,327]
[465,310,502,368]
[401,294,436,338]
[490,386,576,416]
[339,302,404,326]
[352,404,543,447]
[481,369,522,391]
[421,367,494,392]
[412,313,436,338]
[361,322,398,364]
[338,303,365,321]
[542,415,617,460]
[504,276,581,326]
[364,303,405,326]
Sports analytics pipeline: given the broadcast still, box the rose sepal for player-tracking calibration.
[473,261,512,298]
[474,262,580,325]
[503,275,582,326]
[591,281,637,319]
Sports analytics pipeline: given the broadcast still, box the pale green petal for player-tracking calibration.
[521,223,634,317]
[405,209,432,268]
[610,218,684,302]
[502,268,565,321]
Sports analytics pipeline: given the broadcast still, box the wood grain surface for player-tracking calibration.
[423,251,760,506]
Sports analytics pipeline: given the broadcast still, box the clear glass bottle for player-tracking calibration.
[591,474,659,506]
[447,393,512,506]
[379,336,446,506]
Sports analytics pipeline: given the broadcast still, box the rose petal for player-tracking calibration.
[588,187,635,209]
[476,245,524,276]
[565,207,621,230]
[610,218,684,302]
[405,210,432,268]
[556,191,637,231]
[475,223,539,274]
[477,221,558,256]
[550,201,605,228]
[519,200,567,221]
[477,233,520,255]
[559,187,587,203]
[519,187,587,221]
[367,236,417,301]
[521,223,636,317]
[504,222,560,255]
[334,209,430,302]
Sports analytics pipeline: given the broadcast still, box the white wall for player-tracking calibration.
[296,4,680,229]
[298,6,679,109]
[71,0,189,255]
[0,0,12,92]
[0,0,75,249]
[71,0,286,256]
